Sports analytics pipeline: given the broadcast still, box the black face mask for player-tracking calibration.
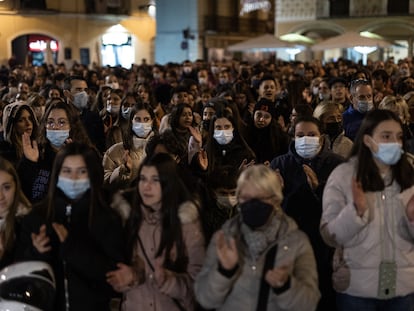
[239,198,274,229]
[325,121,343,138]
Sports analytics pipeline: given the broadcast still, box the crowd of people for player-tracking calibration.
[0,55,414,310]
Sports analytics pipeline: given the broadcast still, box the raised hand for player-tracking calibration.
[52,222,68,243]
[239,159,255,171]
[265,264,290,288]
[198,149,208,171]
[188,126,202,144]
[216,230,238,270]
[22,132,39,162]
[352,178,367,217]
[303,164,319,190]
[122,150,133,172]
[31,224,51,253]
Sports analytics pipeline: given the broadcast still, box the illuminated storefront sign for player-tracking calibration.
[28,35,58,52]
[240,0,271,15]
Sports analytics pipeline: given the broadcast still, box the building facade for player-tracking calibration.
[0,0,156,67]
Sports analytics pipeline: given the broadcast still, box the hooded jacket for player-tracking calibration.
[0,102,37,165]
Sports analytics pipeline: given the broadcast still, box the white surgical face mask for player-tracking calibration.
[295,136,321,159]
[216,195,238,209]
[57,176,90,200]
[370,138,403,165]
[214,129,234,145]
[107,104,120,115]
[319,93,330,101]
[357,100,373,113]
[121,107,131,119]
[132,121,152,138]
[107,82,119,89]
[46,129,70,148]
[73,91,88,110]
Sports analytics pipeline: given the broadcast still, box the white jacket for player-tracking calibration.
[321,157,414,298]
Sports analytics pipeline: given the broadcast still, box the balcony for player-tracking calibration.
[204,15,270,35]
[13,0,130,15]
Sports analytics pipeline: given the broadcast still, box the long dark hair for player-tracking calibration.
[45,142,106,226]
[351,109,414,192]
[125,153,191,272]
[205,107,255,175]
[123,101,157,150]
[38,98,91,154]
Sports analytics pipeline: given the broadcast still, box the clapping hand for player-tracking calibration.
[52,222,68,243]
[188,126,202,144]
[303,164,319,190]
[31,224,51,253]
[154,256,166,287]
[352,178,367,217]
[406,195,414,222]
[239,159,255,171]
[265,264,290,288]
[106,263,137,292]
[216,230,238,271]
[123,150,133,172]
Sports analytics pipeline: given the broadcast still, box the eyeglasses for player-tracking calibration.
[46,118,69,129]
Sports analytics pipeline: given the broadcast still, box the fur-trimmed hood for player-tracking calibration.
[111,191,199,225]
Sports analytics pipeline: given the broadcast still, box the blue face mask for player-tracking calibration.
[46,130,70,148]
[372,141,403,165]
[57,176,90,200]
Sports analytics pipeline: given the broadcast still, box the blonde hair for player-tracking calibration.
[378,95,410,124]
[313,101,343,122]
[236,165,283,208]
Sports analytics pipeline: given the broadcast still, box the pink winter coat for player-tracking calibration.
[122,201,205,311]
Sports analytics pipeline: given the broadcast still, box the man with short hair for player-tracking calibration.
[329,77,351,109]
[343,79,374,141]
[63,76,105,153]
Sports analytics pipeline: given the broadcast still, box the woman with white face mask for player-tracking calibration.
[270,115,344,310]
[103,102,157,192]
[18,142,125,311]
[321,110,414,310]
[204,108,256,188]
[102,89,124,149]
[18,99,92,203]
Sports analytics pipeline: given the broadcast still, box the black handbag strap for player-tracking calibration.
[256,244,278,311]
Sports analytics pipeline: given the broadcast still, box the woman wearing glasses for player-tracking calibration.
[18,98,92,203]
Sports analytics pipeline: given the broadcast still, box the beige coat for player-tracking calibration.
[103,136,151,189]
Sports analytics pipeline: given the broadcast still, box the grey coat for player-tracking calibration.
[195,214,320,311]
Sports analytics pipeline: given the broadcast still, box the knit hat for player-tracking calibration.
[254,98,276,117]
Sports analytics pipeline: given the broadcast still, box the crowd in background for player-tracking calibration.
[0,55,414,310]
